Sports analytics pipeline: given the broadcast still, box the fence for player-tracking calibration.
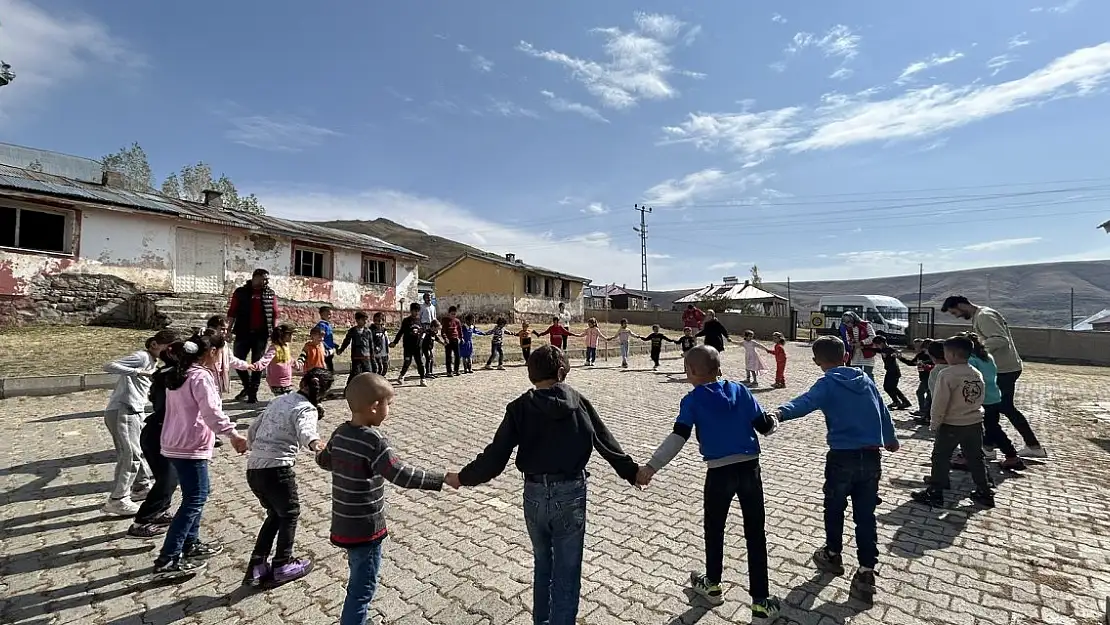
[585,308,794,341]
[927,322,1110,367]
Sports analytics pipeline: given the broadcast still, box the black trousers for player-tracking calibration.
[703,460,770,600]
[522,345,532,361]
[994,371,1040,447]
[445,339,461,374]
[399,346,426,380]
[486,343,505,368]
[233,330,269,393]
[247,466,300,566]
[883,374,910,406]
[983,403,1018,458]
[423,347,435,375]
[930,423,990,491]
[324,354,335,373]
[134,419,177,525]
[650,346,662,366]
[347,359,373,388]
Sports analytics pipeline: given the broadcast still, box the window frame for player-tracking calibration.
[361,254,392,286]
[559,280,571,299]
[525,274,541,295]
[0,200,77,256]
[543,277,553,297]
[291,242,332,279]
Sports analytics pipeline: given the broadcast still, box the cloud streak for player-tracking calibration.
[539,91,609,122]
[895,50,964,84]
[642,169,767,206]
[457,44,494,73]
[963,237,1042,252]
[225,115,339,152]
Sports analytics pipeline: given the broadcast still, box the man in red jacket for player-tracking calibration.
[683,304,706,331]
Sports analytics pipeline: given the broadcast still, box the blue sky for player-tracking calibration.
[3,0,1110,289]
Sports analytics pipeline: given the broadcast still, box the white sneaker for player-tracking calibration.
[419,378,427,387]
[1018,446,1048,459]
[130,485,151,502]
[103,497,140,517]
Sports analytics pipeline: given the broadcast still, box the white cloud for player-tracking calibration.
[539,90,609,122]
[0,0,145,125]
[642,169,767,206]
[776,24,861,78]
[663,42,1110,161]
[517,13,702,110]
[1009,33,1032,49]
[987,54,1017,76]
[830,67,854,80]
[1032,0,1084,13]
[962,237,1042,252]
[582,202,609,215]
[771,13,788,24]
[895,50,965,84]
[225,115,339,152]
[484,98,540,119]
[708,261,738,270]
[457,43,494,73]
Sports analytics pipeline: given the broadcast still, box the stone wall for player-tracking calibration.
[0,272,143,326]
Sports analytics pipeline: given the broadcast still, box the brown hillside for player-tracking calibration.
[314,218,485,276]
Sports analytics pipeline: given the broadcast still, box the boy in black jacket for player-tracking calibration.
[446,345,639,625]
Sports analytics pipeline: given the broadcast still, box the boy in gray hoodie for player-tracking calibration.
[102,330,178,517]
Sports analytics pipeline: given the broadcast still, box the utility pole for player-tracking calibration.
[634,204,652,292]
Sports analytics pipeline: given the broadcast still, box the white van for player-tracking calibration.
[817,295,910,343]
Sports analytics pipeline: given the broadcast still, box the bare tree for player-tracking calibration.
[749,265,763,286]
[101,143,154,192]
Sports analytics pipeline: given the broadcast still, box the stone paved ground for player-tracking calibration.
[3,343,1110,625]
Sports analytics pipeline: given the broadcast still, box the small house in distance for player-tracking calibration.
[605,284,652,310]
[674,276,789,316]
[428,252,589,322]
[583,285,609,309]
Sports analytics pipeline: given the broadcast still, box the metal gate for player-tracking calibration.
[908,306,935,341]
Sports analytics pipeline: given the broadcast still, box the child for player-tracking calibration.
[695,310,731,352]
[770,332,787,389]
[516,322,533,362]
[677,327,698,355]
[422,320,443,378]
[337,312,374,382]
[637,346,781,618]
[613,319,638,368]
[459,314,478,374]
[297,326,328,373]
[390,303,426,387]
[899,339,933,417]
[582,317,609,366]
[369,312,390,377]
[640,324,673,371]
[441,306,463,377]
[128,345,182,538]
[254,324,297,396]
[316,373,448,625]
[205,315,254,401]
[967,333,1025,472]
[243,368,333,588]
[772,336,899,605]
[922,341,948,426]
[154,334,249,579]
[911,336,995,508]
[101,330,179,517]
[740,330,771,386]
[480,317,510,370]
[314,306,337,373]
[445,345,640,624]
[535,316,580,350]
[872,336,912,411]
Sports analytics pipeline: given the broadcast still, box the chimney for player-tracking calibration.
[744,279,750,287]
[505,253,515,262]
[202,190,223,208]
[102,170,125,188]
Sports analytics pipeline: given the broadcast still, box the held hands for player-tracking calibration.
[444,472,462,489]
[229,433,249,454]
[884,441,901,452]
[635,465,656,488]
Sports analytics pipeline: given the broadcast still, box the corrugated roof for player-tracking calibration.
[429,252,590,284]
[1064,308,1110,331]
[674,281,786,304]
[0,164,424,259]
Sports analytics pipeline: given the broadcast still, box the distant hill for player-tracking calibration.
[314,218,483,276]
[649,261,1110,328]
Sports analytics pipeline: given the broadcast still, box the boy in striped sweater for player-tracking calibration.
[316,373,452,625]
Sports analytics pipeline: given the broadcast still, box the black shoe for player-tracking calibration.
[234,389,249,401]
[246,392,258,404]
[911,488,944,507]
[183,541,224,560]
[153,557,207,581]
[970,489,996,508]
[812,547,845,575]
[213,438,224,448]
[849,569,876,604]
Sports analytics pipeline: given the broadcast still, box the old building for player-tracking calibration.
[427,252,589,322]
[604,284,652,310]
[0,145,423,328]
[673,276,789,316]
[583,285,609,309]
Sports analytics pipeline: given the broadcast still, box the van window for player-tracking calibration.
[865,309,884,324]
[820,304,864,316]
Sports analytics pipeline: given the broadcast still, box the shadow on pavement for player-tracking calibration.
[0,531,148,576]
[782,572,872,624]
[661,588,710,625]
[30,410,104,424]
[1,450,115,505]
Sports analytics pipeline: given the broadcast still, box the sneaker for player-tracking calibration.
[812,547,845,575]
[496,365,505,370]
[910,488,944,507]
[268,558,314,586]
[150,511,174,525]
[688,572,723,606]
[483,364,492,370]
[1000,457,1027,471]
[395,376,404,385]
[103,497,140,517]
[127,522,168,538]
[751,596,782,620]
[153,557,207,581]
[849,570,876,604]
[234,389,250,401]
[242,560,271,587]
[909,409,922,416]
[887,403,900,411]
[969,489,996,508]
[1018,446,1048,459]
[214,438,224,448]
[130,485,151,502]
[183,541,224,560]
[419,378,427,387]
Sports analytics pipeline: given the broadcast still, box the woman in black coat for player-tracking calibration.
[695,310,732,352]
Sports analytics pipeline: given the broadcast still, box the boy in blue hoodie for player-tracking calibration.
[772,336,899,605]
[638,345,782,620]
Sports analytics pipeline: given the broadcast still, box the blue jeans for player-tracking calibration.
[523,478,587,625]
[158,458,209,561]
[341,540,383,625]
[585,347,596,363]
[823,449,881,568]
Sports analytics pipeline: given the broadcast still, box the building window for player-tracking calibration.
[544,278,554,297]
[293,244,331,279]
[362,256,390,285]
[0,204,73,254]
[560,281,571,299]
[526,274,541,295]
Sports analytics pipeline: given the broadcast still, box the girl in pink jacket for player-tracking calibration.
[251,324,297,396]
[153,334,248,581]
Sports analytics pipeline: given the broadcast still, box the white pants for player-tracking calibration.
[103,409,152,500]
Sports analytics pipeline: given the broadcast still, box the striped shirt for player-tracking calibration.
[316,422,444,546]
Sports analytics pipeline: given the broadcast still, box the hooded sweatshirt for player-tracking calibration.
[104,350,156,413]
[247,392,321,469]
[648,379,775,472]
[777,366,898,450]
[457,382,638,486]
[161,365,236,460]
[968,354,1002,406]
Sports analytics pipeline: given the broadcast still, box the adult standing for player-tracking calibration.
[227,268,279,402]
[839,312,876,380]
[557,302,572,350]
[683,304,705,331]
[419,292,437,329]
[941,295,1047,458]
[695,310,731,352]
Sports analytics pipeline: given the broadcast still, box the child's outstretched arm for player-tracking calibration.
[642,397,696,484]
[928,375,951,432]
[253,345,276,372]
[337,329,354,356]
[372,433,446,490]
[228,351,252,371]
[457,409,520,487]
[104,352,153,376]
[581,397,639,485]
[879,401,899,451]
[315,434,335,471]
[776,378,831,422]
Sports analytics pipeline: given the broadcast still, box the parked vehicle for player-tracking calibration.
[817,295,910,343]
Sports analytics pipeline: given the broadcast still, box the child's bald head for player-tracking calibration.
[346,373,394,426]
[684,345,721,384]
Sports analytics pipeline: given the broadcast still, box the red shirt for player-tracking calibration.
[772,343,787,363]
[542,324,572,344]
[683,307,705,329]
[227,287,280,332]
[441,317,462,341]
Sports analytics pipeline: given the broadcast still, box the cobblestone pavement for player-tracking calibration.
[4,343,1110,625]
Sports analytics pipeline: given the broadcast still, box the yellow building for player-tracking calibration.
[427,252,589,322]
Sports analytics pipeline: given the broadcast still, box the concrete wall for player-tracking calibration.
[434,256,586,322]
[587,308,792,339]
[929,321,1110,366]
